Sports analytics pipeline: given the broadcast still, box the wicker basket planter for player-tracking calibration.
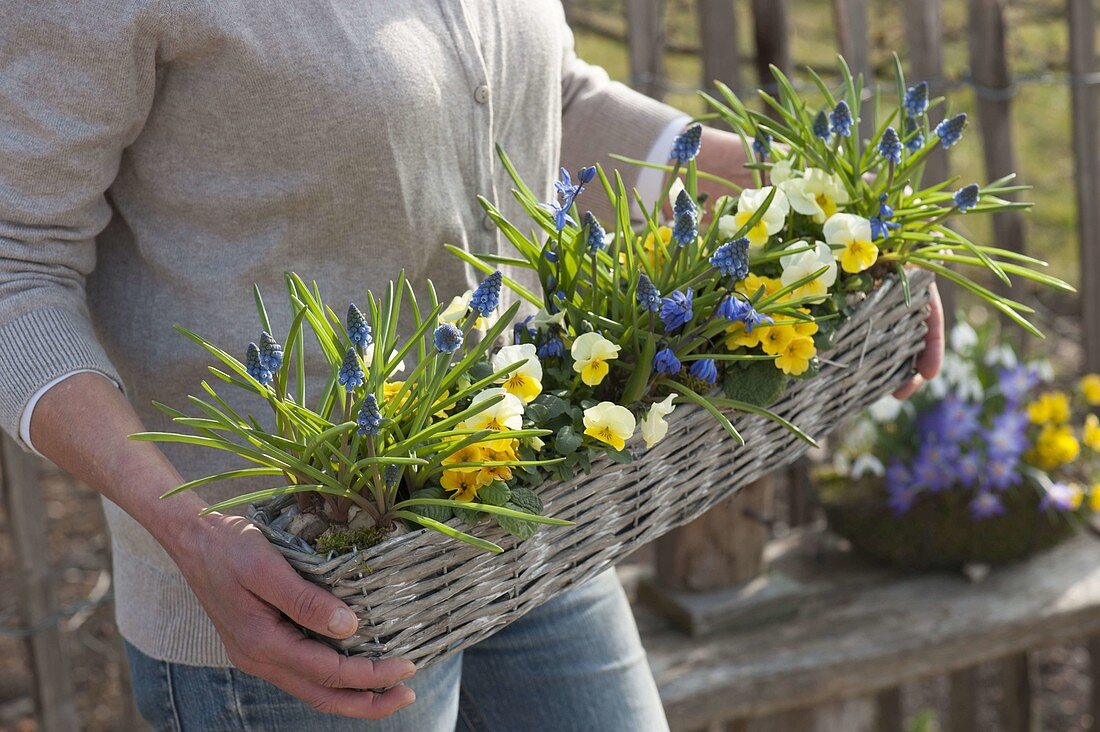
[248,269,934,668]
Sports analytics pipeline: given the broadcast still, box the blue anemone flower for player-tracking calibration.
[670,123,703,163]
[970,491,1006,520]
[953,183,980,212]
[470,270,502,316]
[752,130,772,158]
[433,323,464,353]
[259,331,283,372]
[887,483,920,516]
[653,347,682,375]
[659,288,694,332]
[636,273,662,313]
[829,101,853,138]
[904,81,929,118]
[356,393,385,436]
[690,358,718,385]
[246,342,273,386]
[347,304,372,348]
[935,113,968,148]
[583,211,606,254]
[709,238,750,281]
[338,347,365,391]
[878,127,902,165]
[812,110,830,140]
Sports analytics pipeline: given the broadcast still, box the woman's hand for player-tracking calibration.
[893,281,944,398]
[165,512,417,718]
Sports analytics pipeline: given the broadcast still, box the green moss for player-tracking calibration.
[314,526,391,555]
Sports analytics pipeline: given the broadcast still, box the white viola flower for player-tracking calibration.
[782,168,851,223]
[571,331,621,387]
[491,343,543,403]
[530,307,567,328]
[720,186,790,248]
[983,344,1018,369]
[851,454,886,479]
[466,388,524,446]
[823,213,878,274]
[779,241,838,303]
[769,158,796,184]
[582,401,637,451]
[832,451,852,477]
[950,322,979,354]
[364,345,405,374]
[639,394,676,448]
[439,291,472,324]
[867,395,904,423]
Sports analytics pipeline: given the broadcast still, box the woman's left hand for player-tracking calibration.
[893,281,944,398]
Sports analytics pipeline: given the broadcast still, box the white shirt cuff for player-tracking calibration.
[19,369,120,457]
[633,115,693,220]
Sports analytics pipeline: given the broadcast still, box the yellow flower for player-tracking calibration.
[793,308,818,337]
[1085,414,1100,452]
[775,335,816,375]
[1027,391,1071,425]
[442,442,486,470]
[639,394,676,448]
[1028,423,1080,470]
[1081,374,1100,405]
[735,273,782,301]
[478,448,514,485]
[724,322,762,350]
[759,324,796,356]
[491,343,543,403]
[1068,484,1085,510]
[464,388,524,448]
[571,331,621,387]
[582,401,636,451]
[1090,484,1100,512]
[621,226,673,269]
[824,213,878,274]
[779,241,838,304]
[440,469,486,502]
[718,186,790,247]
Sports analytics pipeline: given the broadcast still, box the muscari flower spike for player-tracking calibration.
[904,116,924,152]
[338,347,365,391]
[812,110,830,140]
[671,190,697,247]
[953,183,980,212]
[710,238,750,281]
[904,81,929,118]
[660,288,694,333]
[246,342,273,386]
[752,130,772,158]
[935,113,968,148]
[356,393,385,436]
[829,101,853,138]
[347,304,373,348]
[259,331,283,372]
[470,270,502,317]
[383,463,400,487]
[653,347,682,376]
[690,358,718,385]
[670,123,703,164]
[583,211,606,254]
[433,323,464,354]
[878,127,902,165]
[636,273,662,313]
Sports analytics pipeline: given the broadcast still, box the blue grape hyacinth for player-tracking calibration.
[660,288,694,332]
[470,270,502,316]
[904,116,924,152]
[259,331,283,372]
[433,323,464,353]
[672,190,697,247]
[878,127,901,165]
[690,358,718,385]
[670,123,703,164]
[583,211,606,254]
[935,113,968,148]
[246,342,273,386]
[953,183,980,212]
[752,130,772,158]
[653,347,682,376]
[356,393,385,436]
[829,101,853,138]
[636,273,662,313]
[903,81,929,118]
[710,238,750,281]
[338,347,365,391]
[384,463,400,487]
[347,304,372,348]
[812,110,830,140]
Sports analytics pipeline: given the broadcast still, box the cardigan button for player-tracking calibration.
[481,213,495,232]
[474,84,491,104]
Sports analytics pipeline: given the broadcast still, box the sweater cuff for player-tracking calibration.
[0,307,123,449]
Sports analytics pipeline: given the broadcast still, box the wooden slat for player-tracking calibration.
[1089,635,1100,730]
[967,0,1025,256]
[625,0,667,100]
[697,0,741,96]
[947,667,978,732]
[1068,0,1100,373]
[873,687,903,732]
[0,435,78,732]
[997,653,1031,732]
[643,532,1100,730]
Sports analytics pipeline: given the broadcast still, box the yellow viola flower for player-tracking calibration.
[1080,374,1100,405]
[759,324,797,356]
[582,401,636,451]
[775,335,816,375]
[779,241,838,304]
[718,186,790,248]
[571,331,621,387]
[491,343,543,403]
[639,394,676,448]
[724,322,762,350]
[781,167,851,223]
[824,213,878,274]
[1090,484,1100,512]
[1027,391,1071,425]
[440,468,486,502]
[1028,423,1080,470]
[1084,414,1100,451]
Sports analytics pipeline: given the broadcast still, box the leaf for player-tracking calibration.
[392,510,502,552]
[554,425,584,455]
[406,486,453,523]
[508,486,543,515]
[479,481,512,506]
[496,505,539,540]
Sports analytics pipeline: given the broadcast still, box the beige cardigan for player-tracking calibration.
[0,0,683,665]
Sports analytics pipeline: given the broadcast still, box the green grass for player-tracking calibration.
[572,0,1083,288]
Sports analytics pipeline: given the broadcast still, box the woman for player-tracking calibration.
[0,1,942,729]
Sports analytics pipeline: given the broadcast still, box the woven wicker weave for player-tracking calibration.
[248,269,934,668]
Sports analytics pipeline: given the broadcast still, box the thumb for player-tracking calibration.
[246,552,359,639]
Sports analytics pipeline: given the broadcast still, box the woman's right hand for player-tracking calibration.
[164,511,417,719]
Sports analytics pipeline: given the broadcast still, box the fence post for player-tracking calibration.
[750,0,791,87]
[947,667,979,732]
[967,0,1026,257]
[1068,0,1100,373]
[832,0,871,139]
[997,653,1032,732]
[0,435,79,732]
[625,0,667,100]
[697,0,742,95]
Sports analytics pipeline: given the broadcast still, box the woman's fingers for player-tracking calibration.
[894,282,944,399]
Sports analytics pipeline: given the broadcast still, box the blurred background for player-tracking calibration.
[3,1,1099,730]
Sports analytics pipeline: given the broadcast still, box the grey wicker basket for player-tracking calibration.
[248,269,934,669]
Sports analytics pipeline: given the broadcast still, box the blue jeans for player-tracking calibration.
[126,569,668,731]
